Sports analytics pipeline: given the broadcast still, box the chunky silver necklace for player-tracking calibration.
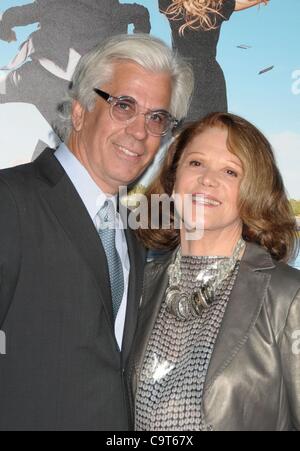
[165,238,245,320]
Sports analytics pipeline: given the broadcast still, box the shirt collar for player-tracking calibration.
[54,143,117,221]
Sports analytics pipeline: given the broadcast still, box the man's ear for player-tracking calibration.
[71,100,86,132]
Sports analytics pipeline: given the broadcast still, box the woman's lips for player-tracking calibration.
[192,193,222,207]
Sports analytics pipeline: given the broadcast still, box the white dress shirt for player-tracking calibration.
[55,143,130,350]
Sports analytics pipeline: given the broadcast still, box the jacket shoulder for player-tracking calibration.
[0,161,37,183]
[0,161,39,203]
[270,260,300,293]
[264,260,300,335]
[0,148,61,196]
[245,243,300,297]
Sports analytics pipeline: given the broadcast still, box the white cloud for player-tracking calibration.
[268,131,300,199]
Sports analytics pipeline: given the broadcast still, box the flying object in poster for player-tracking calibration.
[237,44,252,49]
[259,65,274,75]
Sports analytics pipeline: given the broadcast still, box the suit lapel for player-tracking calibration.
[122,227,146,362]
[204,243,275,393]
[35,149,115,328]
[132,251,175,376]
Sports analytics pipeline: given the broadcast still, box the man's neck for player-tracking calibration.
[67,138,119,195]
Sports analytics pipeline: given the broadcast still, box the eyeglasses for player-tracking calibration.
[93,88,179,137]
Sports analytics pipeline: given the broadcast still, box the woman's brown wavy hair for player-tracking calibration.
[137,112,299,262]
[162,0,225,34]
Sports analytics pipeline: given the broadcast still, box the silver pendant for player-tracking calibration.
[191,286,213,313]
[166,284,213,320]
[166,286,189,320]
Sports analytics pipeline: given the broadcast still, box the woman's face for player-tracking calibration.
[174,126,244,234]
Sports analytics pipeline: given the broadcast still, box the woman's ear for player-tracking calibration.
[71,100,86,132]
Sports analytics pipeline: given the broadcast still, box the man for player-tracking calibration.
[0,34,193,431]
[0,0,151,126]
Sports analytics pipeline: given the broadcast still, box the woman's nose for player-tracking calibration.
[198,168,219,187]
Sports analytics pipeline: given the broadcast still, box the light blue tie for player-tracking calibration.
[97,200,124,320]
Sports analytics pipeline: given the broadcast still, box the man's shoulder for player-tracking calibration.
[0,161,36,193]
[0,148,61,195]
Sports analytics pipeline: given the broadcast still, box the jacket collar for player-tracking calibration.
[123,223,146,362]
[34,147,65,186]
[240,241,275,272]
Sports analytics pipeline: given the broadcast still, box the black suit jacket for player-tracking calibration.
[0,148,146,431]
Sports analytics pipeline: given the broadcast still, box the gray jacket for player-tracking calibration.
[128,243,300,431]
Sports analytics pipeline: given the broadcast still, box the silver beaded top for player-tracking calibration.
[135,254,242,431]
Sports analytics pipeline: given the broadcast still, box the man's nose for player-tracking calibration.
[125,113,148,141]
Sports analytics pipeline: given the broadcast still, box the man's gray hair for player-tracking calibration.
[55,33,194,141]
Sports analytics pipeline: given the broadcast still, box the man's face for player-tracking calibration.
[69,61,172,194]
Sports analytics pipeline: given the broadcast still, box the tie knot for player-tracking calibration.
[97,199,116,230]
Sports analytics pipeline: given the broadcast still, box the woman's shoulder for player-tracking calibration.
[271,258,300,291]
[264,258,300,332]
[243,242,300,292]
[245,238,300,298]
[269,260,300,318]
[242,243,300,334]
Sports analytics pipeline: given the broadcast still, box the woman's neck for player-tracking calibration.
[180,223,243,257]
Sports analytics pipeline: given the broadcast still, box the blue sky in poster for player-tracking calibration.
[0,0,299,197]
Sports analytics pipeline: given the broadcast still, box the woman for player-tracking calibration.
[159,0,270,122]
[129,112,300,431]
